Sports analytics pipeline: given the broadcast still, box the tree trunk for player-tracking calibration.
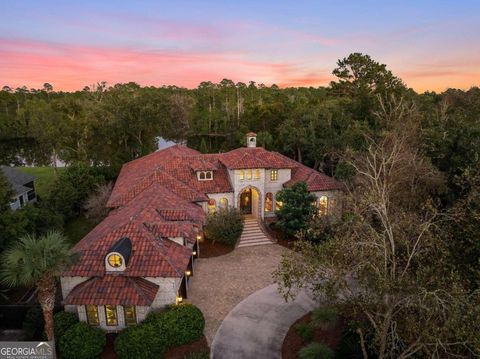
[37,276,56,342]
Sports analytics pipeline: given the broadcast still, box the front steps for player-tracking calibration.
[237,217,274,248]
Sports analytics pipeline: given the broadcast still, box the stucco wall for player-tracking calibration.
[312,190,343,217]
[144,277,182,309]
[60,276,89,300]
[206,192,235,210]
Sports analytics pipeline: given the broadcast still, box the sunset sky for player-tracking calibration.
[1,0,479,92]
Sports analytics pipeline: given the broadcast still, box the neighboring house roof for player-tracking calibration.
[0,166,35,196]
[64,276,159,306]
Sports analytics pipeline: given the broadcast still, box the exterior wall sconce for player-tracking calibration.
[185,270,192,276]
[192,251,197,256]
[176,295,183,304]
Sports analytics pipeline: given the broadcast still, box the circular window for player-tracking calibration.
[108,254,122,268]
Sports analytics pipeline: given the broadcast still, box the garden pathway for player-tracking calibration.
[211,284,318,359]
[186,244,288,343]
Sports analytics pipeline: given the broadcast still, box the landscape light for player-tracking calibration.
[185,270,192,276]
[192,251,197,256]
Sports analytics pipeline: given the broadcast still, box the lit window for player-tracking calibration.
[270,170,278,181]
[239,170,245,181]
[275,193,283,210]
[319,196,328,216]
[246,169,252,180]
[254,169,260,180]
[124,306,137,326]
[208,199,216,213]
[107,254,122,268]
[105,305,118,326]
[219,198,228,209]
[264,193,273,212]
[86,305,99,326]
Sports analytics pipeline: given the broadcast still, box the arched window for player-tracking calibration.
[318,196,328,216]
[199,172,206,180]
[254,169,261,180]
[264,192,273,212]
[205,171,212,180]
[219,198,228,209]
[246,169,253,180]
[239,170,245,181]
[208,199,216,213]
[275,193,283,210]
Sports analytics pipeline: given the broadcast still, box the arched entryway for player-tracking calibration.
[238,186,261,218]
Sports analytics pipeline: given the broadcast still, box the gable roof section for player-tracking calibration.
[219,147,297,169]
[64,276,159,306]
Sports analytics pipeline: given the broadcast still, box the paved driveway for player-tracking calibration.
[187,244,288,343]
[211,284,317,359]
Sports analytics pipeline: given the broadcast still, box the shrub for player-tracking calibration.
[146,304,205,347]
[275,182,317,237]
[53,311,79,340]
[114,324,166,359]
[203,208,243,246]
[58,322,106,359]
[23,307,44,340]
[311,307,337,329]
[83,182,113,221]
[295,322,314,341]
[296,216,339,244]
[299,342,334,359]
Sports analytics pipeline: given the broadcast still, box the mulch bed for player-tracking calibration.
[264,220,297,249]
[102,334,209,359]
[282,312,344,359]
[199,238,234,257]
[164,336,210,358]
[102,333,119,359]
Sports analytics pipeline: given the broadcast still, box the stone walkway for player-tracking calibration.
[211,284,318,359]
[187,244,288,343]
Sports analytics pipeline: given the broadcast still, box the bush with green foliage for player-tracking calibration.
[183,352,209,359]
[115,304,205,359]
[114,323,166,359]
[299,342,334,359]
[58,322,106,359]
[295,322,314,341]
[311,307,337,329]
[203,208,243,246]
[275,182,317,237]
[296,216,339,244]
[22,307,45,340]
[45,163,105,220]
[53,311,79,340]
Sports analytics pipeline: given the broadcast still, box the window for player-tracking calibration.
[318,196,328,216]
[85,305,99,326]
[275,193,283,210]
[270,170,278,181]
[105,305,118,326]
[219,198,228,209]
[208,199,216,213]
[124,306,137,326]
[239,170,245,181]
[107,254,122,268]
[246,169,252,180]
[254,169,260,180]
[264,193,273,212]
[197,171,213,181]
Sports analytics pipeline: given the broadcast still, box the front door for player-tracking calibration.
[240,189,252,214]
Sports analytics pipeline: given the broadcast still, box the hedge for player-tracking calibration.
[53,311,79,340]
[299,342,334,359]
[114,323,166,359]
[58,322,106,359]
[203,208,243,246]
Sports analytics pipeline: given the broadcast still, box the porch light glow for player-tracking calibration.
[176,295,183,304]
[192,251,197,256]
[185,270,192,276]
[196,234,202,240]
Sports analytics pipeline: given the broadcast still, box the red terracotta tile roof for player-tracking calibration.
[64,276,159,306]
[219,147,298,170]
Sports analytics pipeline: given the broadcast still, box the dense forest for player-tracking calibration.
[1,53,480,288]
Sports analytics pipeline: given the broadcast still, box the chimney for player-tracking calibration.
[246,132,257,148]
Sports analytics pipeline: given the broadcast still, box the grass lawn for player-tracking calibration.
[64,216,98,245]
[15,166,64,198]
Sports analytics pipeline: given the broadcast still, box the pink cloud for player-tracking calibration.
[0,38,332,90]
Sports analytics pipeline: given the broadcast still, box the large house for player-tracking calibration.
[0,166,37,210]
[61,133,342,331]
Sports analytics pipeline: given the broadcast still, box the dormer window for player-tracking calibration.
[197,171,213,181]
[105,237,131,272]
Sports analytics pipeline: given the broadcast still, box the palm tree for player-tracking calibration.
[1,231,75,341]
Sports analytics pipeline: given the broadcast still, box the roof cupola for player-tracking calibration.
[246,132,257,148]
